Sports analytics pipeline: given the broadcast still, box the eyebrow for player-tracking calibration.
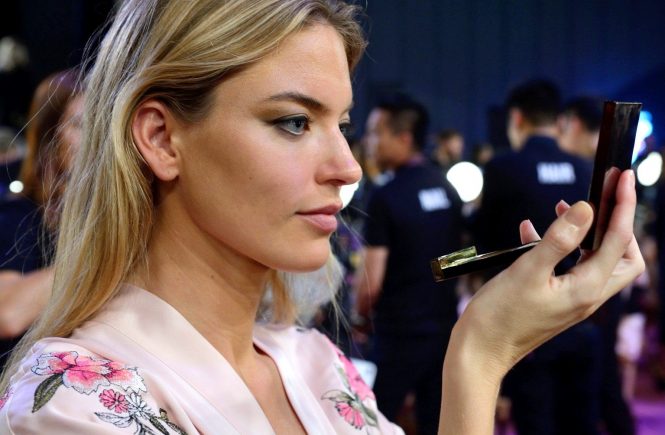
[266,91,354,114]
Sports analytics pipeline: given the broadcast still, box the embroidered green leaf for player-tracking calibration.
[157,408,188,434]
[137,422,157,435]
[362,404,379,427]
[163,420,188,435]
[95,412,133,428]
[149,415,170,435]
[32,374,63,413]
[334,364,351,391]
[322,389,355,403]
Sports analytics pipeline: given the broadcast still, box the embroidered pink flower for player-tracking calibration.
[337,353,375,401]
[99,389,128,413]
[334,400,365,429]
[325,339,375,401]
[322,340,379,430]
[28,351,187,433]
[31,351,146,395]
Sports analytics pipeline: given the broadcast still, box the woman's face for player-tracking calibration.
[171,24,361,273]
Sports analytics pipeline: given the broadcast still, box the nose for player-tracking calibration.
[317,128,363,187]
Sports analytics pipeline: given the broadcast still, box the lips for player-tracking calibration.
[297,203,342,233]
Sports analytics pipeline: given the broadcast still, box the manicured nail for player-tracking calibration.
[564,203,589,227]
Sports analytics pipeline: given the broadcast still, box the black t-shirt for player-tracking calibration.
[473,135,593,273]
[363,162,464,336]
[0,195,47,272]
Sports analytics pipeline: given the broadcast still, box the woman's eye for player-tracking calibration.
[275,116,309,135]
[339,121,355,139]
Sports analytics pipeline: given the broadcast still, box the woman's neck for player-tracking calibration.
[129,209,269,368]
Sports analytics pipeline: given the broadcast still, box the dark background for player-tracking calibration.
[2,0,664,154]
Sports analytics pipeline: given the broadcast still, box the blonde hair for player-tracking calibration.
[1,0,365,391]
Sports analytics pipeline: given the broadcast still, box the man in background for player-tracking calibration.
[559,96,604,160]
[431,128,464,172]
[560,95,636,434]
[354,95,463,435]
[473,79,600,435]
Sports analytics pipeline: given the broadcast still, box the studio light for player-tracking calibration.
[632,110,653,164]
[636,151,662,187]
[340,181,359,208]
[8,180,23,193]
[446,161,483,202]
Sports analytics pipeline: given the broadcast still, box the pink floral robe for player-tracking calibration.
[0,285,404,434]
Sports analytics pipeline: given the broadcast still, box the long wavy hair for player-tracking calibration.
[1,0,365,391]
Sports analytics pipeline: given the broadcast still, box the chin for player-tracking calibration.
[273,246,331,273]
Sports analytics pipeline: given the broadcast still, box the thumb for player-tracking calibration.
[517,201,593,280]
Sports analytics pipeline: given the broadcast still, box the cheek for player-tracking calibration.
[180,131,308,231]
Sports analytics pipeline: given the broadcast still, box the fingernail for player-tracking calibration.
[558,199,570,208]
[627,169,635,188]
[564,203,589,227]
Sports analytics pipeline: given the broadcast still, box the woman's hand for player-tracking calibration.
[439,170,644,434]
[466,169,643,371]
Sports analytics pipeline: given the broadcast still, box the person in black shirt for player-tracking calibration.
[559,96,604,161]
[560,95,636,435]
[354,95,464,434]
[474,80,602,435]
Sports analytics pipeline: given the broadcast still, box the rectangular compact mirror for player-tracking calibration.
[582,101,641,250]
[431,101,642,282]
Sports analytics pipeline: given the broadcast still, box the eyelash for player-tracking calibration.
[339,121,355,139]
[273,115,310,136]
[272,115,355,139]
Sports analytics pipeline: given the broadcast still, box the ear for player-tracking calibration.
[508,108,524,129]
[132,99,180,181]
[569,117,583,134]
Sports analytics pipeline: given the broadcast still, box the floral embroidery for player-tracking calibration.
[0,386,13,411]
[31,351,147,409]
[100,389,129,413]
[322,345,379,432]
[337,352,374,402]
[30,351,187,434]
[95,391,187,434]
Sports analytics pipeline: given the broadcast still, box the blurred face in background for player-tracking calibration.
[434,134,464,166]
[558,113,599,159]
[364,108,406,171]
[42,93,85,229]
[506,108,522,150]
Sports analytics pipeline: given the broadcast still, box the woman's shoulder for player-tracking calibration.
[0,338,188,434]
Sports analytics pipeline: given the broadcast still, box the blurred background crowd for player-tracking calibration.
[1,1,664,434]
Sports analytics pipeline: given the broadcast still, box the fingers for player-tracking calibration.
[520,198,574,244]
[555,200,570,217]
[519,219,541,244]
[517,201,593,280]
[572,170,642,292]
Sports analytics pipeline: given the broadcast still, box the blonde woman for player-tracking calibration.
[0,1,643,434]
